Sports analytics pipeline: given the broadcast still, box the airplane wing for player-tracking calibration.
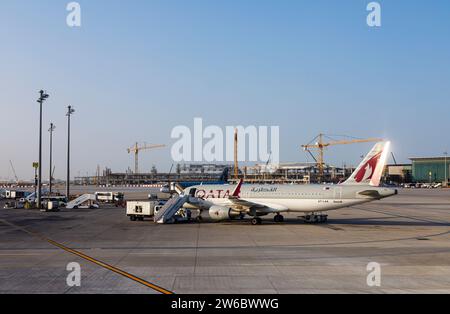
[227,180,288,213]
[228,197,288,213]
[228,197,266,209]
[226,179,266,211]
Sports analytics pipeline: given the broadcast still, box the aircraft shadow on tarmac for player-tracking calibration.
[214,217,450,227]
[321,218,450,227]
[12,214,448,228]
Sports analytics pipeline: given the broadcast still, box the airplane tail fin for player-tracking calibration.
[231,179,243,197]
[342,141,390,187]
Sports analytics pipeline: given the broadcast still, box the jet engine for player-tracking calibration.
[208,206,241,221]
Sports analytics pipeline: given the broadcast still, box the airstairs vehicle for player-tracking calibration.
[66,194,98,209]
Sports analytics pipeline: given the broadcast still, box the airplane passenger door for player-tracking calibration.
[333,187,342,200]
[189,188,197,197]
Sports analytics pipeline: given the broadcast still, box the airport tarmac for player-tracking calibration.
[0,188,449,294]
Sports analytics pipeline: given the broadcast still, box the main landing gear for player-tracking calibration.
[274,214,284,223]
[250,214,284,225]
[303,213,328,224]
[251,214,284,225]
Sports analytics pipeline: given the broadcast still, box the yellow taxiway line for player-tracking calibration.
[0,218,174,294]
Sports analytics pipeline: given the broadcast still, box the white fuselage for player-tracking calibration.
[183,184,397,214]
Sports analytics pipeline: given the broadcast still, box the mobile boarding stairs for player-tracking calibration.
[153,195,191,224]
[66,194,97,209]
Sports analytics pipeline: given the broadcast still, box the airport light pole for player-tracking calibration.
[66,106,75,200]
[33,162,38,198]
[48,123,55,195]
[444,152,448,187]
[37,90,49,209]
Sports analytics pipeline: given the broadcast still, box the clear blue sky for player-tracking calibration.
[1,0,449,180]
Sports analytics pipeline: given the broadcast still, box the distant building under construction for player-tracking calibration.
[240,163,355,184]
[75,163,355,186]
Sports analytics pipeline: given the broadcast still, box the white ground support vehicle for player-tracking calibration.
[95,192,124,203]
[127,201,160,221]
[5,190,28,200]
[41,200,60,212]
[41,196,67,207]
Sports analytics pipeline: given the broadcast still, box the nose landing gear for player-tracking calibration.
[251,217,262,225]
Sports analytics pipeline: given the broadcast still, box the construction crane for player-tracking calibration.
[301,134,383,182]
[9,160,19,184]
[391,152,398,165]
[234,128,239,180]
[127,143,166,174]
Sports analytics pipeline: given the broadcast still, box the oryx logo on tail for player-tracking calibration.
[343,141,390,187]
[354,153,382,183]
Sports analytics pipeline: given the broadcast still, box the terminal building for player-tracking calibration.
[384,164,413,184]
[409,156,450,183]
[385,156,450,185]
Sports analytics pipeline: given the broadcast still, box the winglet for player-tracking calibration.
[232,179,244,197]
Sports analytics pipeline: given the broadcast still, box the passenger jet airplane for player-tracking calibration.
[179,142,397,225]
